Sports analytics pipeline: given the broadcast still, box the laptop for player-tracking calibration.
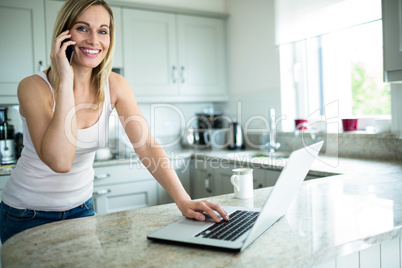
[147,141,324,252]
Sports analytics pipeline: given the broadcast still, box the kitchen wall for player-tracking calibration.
[224,0,281,132]
[106,0,282,147]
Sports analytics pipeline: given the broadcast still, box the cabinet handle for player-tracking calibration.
[93,189,111,196]
[171,66,177,84]
[181,66,185,84]
[94,173,110,180]
[37,61,43,72]
[205,173,212,193]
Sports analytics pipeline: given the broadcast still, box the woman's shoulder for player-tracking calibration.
[18,74,53,103]
[19,73,50,91]
[109,71,128,89]
[108,71,132,101]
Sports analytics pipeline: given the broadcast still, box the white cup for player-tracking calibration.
[230,168,253,199]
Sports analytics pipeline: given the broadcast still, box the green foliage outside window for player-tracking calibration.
[351,64,391,115]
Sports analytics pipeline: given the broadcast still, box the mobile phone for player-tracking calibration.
[61,38,75,65]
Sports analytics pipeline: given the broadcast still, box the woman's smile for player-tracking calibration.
[79,47,102,58]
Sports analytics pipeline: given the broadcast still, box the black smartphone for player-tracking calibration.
[61,38,75,65]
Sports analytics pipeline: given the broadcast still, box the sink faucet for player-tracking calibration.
[266,108,281,153]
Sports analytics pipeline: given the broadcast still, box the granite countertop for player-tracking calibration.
[3,148,402,267]
[3,171,402,267]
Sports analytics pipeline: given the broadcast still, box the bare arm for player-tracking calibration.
[18,31,77,173]
[110,73,228,222]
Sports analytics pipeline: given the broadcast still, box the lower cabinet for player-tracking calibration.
[191,159,279,199]
[156,158,191,205]
[93,164,157,215]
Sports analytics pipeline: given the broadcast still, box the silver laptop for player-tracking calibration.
[147,141,324,252]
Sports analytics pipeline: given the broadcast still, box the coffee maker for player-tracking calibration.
[0,107,16,164]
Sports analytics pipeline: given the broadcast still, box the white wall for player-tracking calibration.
[224,0,281,131]
[111,0,227,13]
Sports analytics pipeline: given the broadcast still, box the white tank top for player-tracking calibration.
[2,71,113,211]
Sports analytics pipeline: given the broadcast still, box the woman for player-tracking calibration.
[0,0,228,243]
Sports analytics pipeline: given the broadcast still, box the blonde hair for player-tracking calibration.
[47,0,115,109]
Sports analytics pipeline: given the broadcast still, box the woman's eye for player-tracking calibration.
[77,26,87,32]
[99,29,109,35]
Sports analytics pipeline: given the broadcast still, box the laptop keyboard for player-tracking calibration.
[195,210,259,241]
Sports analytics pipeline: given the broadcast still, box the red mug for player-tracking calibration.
[342,119,358,131]
[295,119,308,131]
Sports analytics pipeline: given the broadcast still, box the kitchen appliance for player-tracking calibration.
[196,113,223,129]
[193,113,224,147]
[0,107,16,164]
[228,121,244,150]
[182,128,211,149]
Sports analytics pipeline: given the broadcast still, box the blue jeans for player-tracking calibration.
[0,197,95,244]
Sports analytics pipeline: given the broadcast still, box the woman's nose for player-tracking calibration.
[88,31,99,45]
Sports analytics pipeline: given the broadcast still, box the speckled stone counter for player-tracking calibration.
[3,170,402,267]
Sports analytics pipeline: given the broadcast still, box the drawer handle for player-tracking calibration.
[93,189,111,196]
[205,173,212,193]
[94,173,110,180]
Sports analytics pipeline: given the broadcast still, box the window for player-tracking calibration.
[280,20,390,132]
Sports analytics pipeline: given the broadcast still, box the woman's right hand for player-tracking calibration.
[50,30,76,81]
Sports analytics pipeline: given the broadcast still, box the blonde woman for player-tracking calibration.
[0,0,228,243]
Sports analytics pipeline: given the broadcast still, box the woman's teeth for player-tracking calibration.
[83,49,99,54]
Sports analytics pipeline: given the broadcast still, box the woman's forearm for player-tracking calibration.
[135,142,191,205]
[40,80,77,172]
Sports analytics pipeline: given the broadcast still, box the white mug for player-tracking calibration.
[230,168,253,199]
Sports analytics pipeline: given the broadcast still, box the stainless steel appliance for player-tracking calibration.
[228,121,244,150]
[0,107,16,164]
[182,128,211,149]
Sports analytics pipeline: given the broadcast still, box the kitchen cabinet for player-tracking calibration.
[191,159,216,198]
[122,9,227,102]
[382,0,402,82]
[157,157,191,204]
[44,0,123,69]
[191,159,281,199]
[93,164,157,215]
[0,0,47,104]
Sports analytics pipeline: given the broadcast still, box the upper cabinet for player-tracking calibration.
[0,1,228,104]
[123,9,227,102]
[0,0,47,104]
[382,0,402,82]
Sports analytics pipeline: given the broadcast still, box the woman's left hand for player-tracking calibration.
[177,199,229,223]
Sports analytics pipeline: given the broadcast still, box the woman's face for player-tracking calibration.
[69,5,111,69]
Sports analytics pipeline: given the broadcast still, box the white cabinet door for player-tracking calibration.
[122,9,227,101]
[0,0,46,104]
[93,164,157,215]
[123,9,178,96]
[93,180,157,215]
[45,1,123,69]
[45,0,64,68]
[177,15,226,97]
[382,0,402,82]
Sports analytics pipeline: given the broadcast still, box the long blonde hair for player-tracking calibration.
[47,0,115,109]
